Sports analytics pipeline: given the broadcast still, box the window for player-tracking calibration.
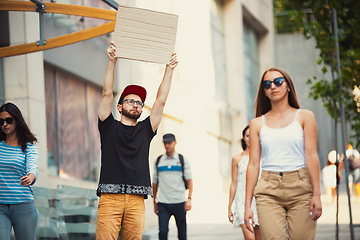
[210,0,228,102]
[243,23,260,121]
[45,66,101,181]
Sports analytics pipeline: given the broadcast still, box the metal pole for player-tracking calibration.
[333,8,355,240]
[37,9,46,46]
[30,0,44,6]
[333,95,339,240]
[335,157,339,240]
[30,0,46,46]
[101,0,119,10]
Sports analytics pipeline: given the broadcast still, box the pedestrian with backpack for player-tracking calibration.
[346,146,360,203]
[152,133,193,240]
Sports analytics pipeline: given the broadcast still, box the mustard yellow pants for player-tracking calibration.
[96,193,145,240]
[254,168,317,240]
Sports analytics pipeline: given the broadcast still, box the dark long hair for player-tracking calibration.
[0,102,38,153]
[254,67,301,117]
[241,125,250,151]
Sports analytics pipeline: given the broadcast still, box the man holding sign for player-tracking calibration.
[96,41,178,240]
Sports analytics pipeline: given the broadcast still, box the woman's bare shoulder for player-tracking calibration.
[297,109,316,128]
[298,109,315,121]
[232,152,244,164]
[250,116,263,130]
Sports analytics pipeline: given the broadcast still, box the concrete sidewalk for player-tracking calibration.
[315,192,360,240]
[143,193,360,239]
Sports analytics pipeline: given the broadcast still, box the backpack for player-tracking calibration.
[349,154,360,171]
[156,153,188,189]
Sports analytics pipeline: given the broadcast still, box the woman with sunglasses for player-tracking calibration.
[244,67,322,239]
[228,125,262,240]
[0,102,39,240]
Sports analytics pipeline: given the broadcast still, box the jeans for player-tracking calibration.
[157,202,186,240]
[0,200,39,240]
[96,193,145,240]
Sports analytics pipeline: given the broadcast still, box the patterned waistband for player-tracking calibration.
[97,183,153,199]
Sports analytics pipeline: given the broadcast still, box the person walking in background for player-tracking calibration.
[95,41,178,240]
[346,145,360,203]
[244,67,322,240]
[322,150,337,205]
[228,125,261,240]
[0,102,39,240]
[152,133,193,240]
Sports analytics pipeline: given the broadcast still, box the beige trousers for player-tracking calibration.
[254,167,317,240]
[96,193,145,240]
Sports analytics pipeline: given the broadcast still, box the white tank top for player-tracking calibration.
[260,109,306,172]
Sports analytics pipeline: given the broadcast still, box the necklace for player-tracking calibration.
[4,140,19,146]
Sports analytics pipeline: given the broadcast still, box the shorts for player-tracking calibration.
[349,168,360,184]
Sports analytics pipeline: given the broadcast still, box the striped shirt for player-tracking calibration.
[153,152,192,204]
[0,141,38,204]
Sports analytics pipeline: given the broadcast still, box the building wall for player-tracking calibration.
[274,33,339,170]
[3,10,49,188]
[2,0,275,229]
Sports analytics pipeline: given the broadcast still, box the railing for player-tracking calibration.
[10,185,99,240]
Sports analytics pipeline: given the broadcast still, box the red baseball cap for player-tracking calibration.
[119,84,147,104]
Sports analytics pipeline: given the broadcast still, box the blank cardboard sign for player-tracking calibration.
[114,5,178,64]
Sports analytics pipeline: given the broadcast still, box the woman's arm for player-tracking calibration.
[302,110,322,221]
[228,153,242,223]
[244,118,262,232]
[21,144,38,187]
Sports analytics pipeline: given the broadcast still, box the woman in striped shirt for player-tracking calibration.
[0,102,39,240]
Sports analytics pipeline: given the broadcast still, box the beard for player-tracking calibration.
[121,108,141,120]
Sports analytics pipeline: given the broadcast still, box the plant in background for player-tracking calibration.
[274,0,360,147]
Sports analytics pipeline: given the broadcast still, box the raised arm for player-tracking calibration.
[244,118,262,233]
[98,41,117,121]
[150,53,178,132]
[302,110,322,221]
[228,154,241,223]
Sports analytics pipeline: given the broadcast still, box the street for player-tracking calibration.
[143,181,360,240]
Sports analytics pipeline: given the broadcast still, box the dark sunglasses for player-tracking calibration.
[0,117,14,126]
[262,77,285,90]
